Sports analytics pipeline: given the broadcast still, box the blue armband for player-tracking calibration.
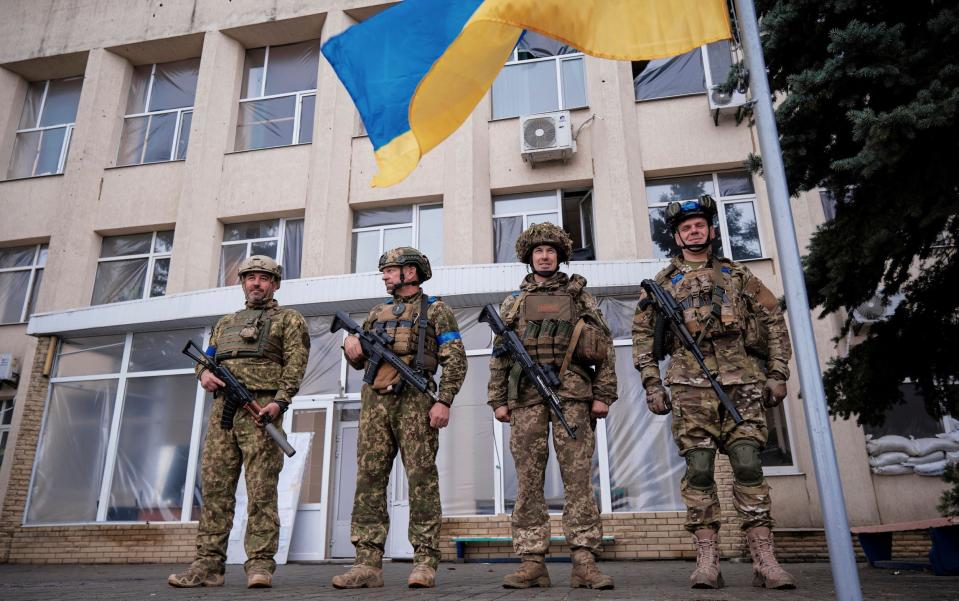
[436,331,462,345]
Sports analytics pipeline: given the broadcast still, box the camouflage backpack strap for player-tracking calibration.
[414,294,429,373]
[503,290,528,327]
[695,258,729,346]
[559,319,588,376]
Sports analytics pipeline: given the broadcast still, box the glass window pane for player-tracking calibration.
[493,191,557,215]
[648,207,678,259]
[597,295,642,340]
[492,60,560,120]
[219,244,248,286]
[54,335,126,377]
[223,220,278,242]
[705,40,734,93]
[383,226,412,251]
[151,257,170,298]
[37,244,48,266]
[724,201,762,260]
[7,130,42,179]
[251,239,278,258]
[107,375,197,521]
[27,268,43,317]
[291,408,328,504]
[283,219,303,280]
[117,115,149,166]
[298,316,342,395]
[763,404,793,467]
[241,47,266,99]
[645,175,714,205]
[34,127,67,176]
[25,379,117,524]
[298,94,315,144]
[633,48,705,101]
[493,216,523,263]
[560,57,587,109]
[39,76,83,126]
[1,399,12,426]
[154,230,174,253]
[176,110,192,160]
[92,259,149,305]
[718,171,755,196]
[0,271,30,324]
[235,96,296,151]
[352,230,380,273]
[417,204,443,266]
[148,58,200,112]
[129,329,204,374]
[265,40,320,96]
[125,64,152,114]
[353,205,413,228]
[142,112,177,163]
[101,233,153,258]
[18,81,46,129]
[527,213,558,226]
[606,347,685,512]
[0,245,36,268]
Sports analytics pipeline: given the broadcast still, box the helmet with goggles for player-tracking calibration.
[666,194,718,232]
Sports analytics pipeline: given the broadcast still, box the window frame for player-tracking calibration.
[490,44,588,121]
[0,398,13,470]
[0,243,47,324]
[118,62,197,166]
[219,217,304,286]
[350,203,441,273]
[645,171,767,262]
[236,44,318,150]
[9,78,80,178]
[92,231,174,304]
[491,188,595,263]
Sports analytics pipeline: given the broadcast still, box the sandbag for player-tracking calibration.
[903,451,946,466]
[914,437,959,456]
[866,435,918,457]
[914,460,948,476]
[868,452,910,468]
[871,464,914,476]
[947,450,959,464]
[937,430,959,444]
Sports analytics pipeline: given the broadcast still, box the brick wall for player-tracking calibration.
[6,523,197,564]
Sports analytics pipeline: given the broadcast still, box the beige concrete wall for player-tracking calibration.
[96,163,183,232]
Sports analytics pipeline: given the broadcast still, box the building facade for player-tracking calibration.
[0,1,951,564]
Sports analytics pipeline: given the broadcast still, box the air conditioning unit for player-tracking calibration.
[519,110,575,165]
[701,41,749,121]
[852,292,904,324]
[0,353,19,383]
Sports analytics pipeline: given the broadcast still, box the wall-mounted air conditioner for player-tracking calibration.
[701,40,749,122]
[0,353,19,383]
[519,110,575,165]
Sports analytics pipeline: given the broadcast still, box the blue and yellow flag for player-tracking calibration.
[322,0,731,187]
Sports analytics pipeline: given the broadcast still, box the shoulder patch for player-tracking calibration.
[384,298,394,304]
[671,273,684,284]
[511,290,521,297]
[721,266,731,274]
[427,295,438,304]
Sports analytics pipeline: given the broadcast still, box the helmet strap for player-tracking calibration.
[678,230,714,254]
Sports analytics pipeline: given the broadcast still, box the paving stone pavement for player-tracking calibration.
[1,560,957,600]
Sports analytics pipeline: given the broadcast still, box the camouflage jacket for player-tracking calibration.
[488,272,618,409]
[349,289,467,406]
[203,299,310,406]
[632,256,791,389]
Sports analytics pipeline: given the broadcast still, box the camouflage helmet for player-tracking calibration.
[666,194,718,231]
[378,246,432,282]
[515,222,573,264]
[237,255,282,281]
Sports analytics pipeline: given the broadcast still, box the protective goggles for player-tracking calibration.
[665,194,716,221]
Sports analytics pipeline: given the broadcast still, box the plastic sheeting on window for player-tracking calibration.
[725,201,762,260]
[101,232,153,258]
[142,112,178,164]
[117,115,149,166]
[351,230,381,273]
[597,296,641,341]
[633,48,705,101]
[417,205,444,267]
[0,245,37,269]
[176,110,192,160]
[149,58,200,112]
[383,226,412,251]
[0,271,30,324]
[493,216,523,263]
[128,328,204,372]
[299,95,315,144]
[283,219,304,280]
[516,30,580,59]
[126,65,152,114]
[298,316,343,396]
[107,375,197,521]
[353,206,413,229]
[224,219,279,242]
[25,379,117,524]
[54,335,126,377]
[492,60,559,119]
[718,171,754,197]
[605,347,684,512]
[235,96,296,151]
[8,127,67,178]
[264,40,320,96]
[38,76,82,127]
[560,57,588,109]
[26,269,43,319]
[219,244,247,287]
[91,258,148,305]
[18,81,45,129]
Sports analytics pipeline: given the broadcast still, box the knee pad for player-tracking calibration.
[684,449,716,491]
[728,440,763,486]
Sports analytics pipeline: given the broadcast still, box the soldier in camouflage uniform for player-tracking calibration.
[331,247,467,590]
[632,196,796,590]
[488,223,617,590]
[168,255,310,590]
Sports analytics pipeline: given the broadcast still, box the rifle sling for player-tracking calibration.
[415,294,428,373]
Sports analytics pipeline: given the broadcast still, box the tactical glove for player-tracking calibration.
[645,383,671,415]
[762,378,788,408]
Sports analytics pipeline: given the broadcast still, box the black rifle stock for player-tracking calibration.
[182,340,296,457]
[329,311,439,403]
[638,279,743,424]
[478,304,577,439]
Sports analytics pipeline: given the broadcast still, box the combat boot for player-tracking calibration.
[167,565,224,588]
[407,563,436,588]
[570,549,615,589]
[690,529,724,589]
[747,527,796,589]
[502,556,551,588]
[246,568,272,588]
[331,564,384,589]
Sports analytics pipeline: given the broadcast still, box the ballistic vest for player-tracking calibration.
[372,295,439,374]
[214,308,284,364]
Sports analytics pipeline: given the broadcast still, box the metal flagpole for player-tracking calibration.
[731,1,863,599]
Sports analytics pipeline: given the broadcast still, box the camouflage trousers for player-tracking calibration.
[670,382,772,533]
[193,391,284,575]
[509,401,602,557]
[351,385,441,569]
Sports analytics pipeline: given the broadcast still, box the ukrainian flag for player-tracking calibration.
[322,0,731,187]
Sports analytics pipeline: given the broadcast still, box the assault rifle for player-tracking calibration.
[478,304,577,439]
[182,340,297,457]
[638,279,743,424]
[330,311,439,403]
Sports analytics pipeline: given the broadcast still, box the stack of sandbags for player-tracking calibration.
[865,431,959,476]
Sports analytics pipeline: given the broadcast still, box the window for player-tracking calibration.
[491,31,587,120]
[218,218,303,286]
[492,189,595,263]
[864,384,956,440]
[91,231,173,305]
[25,329,208,524]
[0,243,47,324]
[351,204,443,273]
[632,40,736,102]
[0,398,13,469]
[645,171,763,261]
[117,59,199,166]
[7,76,82,179]
[235,40,319,151]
